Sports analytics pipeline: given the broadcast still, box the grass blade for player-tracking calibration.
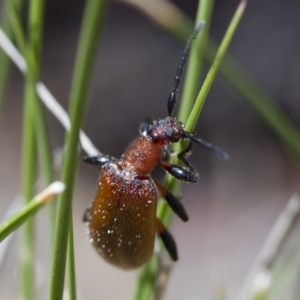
[178,0,215,122]
[0,182,65,243]
[48,1,109,299]
[19,0,45,297]
[186,0,247,132]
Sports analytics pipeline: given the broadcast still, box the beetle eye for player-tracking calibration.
[166,127,180,142]
[166,127,174,137]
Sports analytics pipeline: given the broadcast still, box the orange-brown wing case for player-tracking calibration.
[86,163,157,269]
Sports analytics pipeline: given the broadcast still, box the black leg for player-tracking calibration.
[156,219,178,261]
[155,181,189,222]
[83,155,115,166]
[177,141,195,171]
[159,160,198,183]
[83,207,90,223]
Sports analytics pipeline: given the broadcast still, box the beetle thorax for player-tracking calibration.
[120,136,162,176]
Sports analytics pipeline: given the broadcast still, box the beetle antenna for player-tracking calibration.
[167,21,205,117]
[182,131,230,161]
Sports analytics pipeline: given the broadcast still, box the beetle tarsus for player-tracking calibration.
[83,155,114,166]
[159,160,198,183]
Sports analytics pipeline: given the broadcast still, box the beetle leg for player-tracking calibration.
[159,160,198,183]
[155,181,188,222]
[177,141,195,171]
[83,155,114,166]
[156,219,178,261]
[82,207,90,223]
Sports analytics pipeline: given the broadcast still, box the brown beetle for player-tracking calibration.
[83,22,229,269]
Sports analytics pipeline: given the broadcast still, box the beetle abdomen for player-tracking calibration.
[86,163,157,269]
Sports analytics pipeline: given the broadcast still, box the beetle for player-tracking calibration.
[83,22,229,269]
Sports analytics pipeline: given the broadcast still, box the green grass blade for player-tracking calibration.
[6,0,27,55]
[20,78,37,300]
[178,0,214,122]
[48,1,109,299]
[34,107,56,241]
[160,0,216,227]
[0,2,11,117]
[6,0,59,244]
[0,0,24,133]
[67,215,77,300]
[132,257,158,300]
[158,0,216,227]
[186,0,247,132]
[0,182,64,243]
[20,0,45,297]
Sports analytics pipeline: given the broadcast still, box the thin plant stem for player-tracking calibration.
[0,182,64,243]
[5,0,59,243]
[159,0,216,226]
[161,0,216,228]
[133,257,158,300]
[20,0,45,298]
[34,106,56,241]
[0,198,21,268]
[20,76,36,300]
[67,215,77,300]
[11,0,56,238]
[186,0,247,132]
[178,0,214,122]
[0,2,11,116]
[48,1,109,299]
[0,0,24,132]
[6,0,26,55]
